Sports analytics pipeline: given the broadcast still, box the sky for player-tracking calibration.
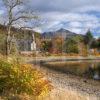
[0,0,100,37]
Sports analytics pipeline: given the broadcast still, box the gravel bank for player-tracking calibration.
[34,64,100,100]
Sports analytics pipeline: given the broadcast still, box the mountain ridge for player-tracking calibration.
[42,28,82,39]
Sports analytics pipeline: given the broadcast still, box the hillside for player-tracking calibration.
[0,24,41,54]
[0,24,41,39]
[42,28,82,39]
[0,25,83,40]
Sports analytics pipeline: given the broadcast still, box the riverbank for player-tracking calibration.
[27,56,100,64]
[44,89,99,100]
[32,62,100,100]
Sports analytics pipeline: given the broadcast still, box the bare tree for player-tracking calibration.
[2,0,38,55]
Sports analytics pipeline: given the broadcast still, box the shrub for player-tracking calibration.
[0,59,52,99]
[0,33,6,55]
[64,38,79,54]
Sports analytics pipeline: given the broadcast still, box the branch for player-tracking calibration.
[12,0,23,8]
[19,26,33,30]
[3,0,23,10]
[11,15,38,23]
[14,10,26,16]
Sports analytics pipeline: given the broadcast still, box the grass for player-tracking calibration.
[44,89,98,100]
[0,55,99,100]
[0,57,52,100]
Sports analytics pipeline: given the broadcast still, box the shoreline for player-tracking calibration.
[33,63,100,99]
[27,57,100,99]
[29,56,100,64]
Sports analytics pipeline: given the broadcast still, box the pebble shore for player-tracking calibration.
[36,64,100,99]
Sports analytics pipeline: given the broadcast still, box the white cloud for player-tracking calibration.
[68,22,82,28]
[74,6,100,13]
[25,0,100,35]
[69,28,86,34]
[33,27,42,33]
[28,0,100,13]
[38,12,100,34]
[0,0,100,36]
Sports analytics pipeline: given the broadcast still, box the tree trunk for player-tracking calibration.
[6,26,11,55]
[87,41,93,56]
[87,45,89,55]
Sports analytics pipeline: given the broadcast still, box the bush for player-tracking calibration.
[0,59,52,99]
[64,38,79,54]
[0,33,6,55]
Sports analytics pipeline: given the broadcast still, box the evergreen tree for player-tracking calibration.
[84,29,94,55]
[84,29,93,45]
[64,38,79,54]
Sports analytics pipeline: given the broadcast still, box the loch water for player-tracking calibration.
[41,60,100,80]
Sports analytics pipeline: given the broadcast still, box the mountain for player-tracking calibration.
[42,28,81,39]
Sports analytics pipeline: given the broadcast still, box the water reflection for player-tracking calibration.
[42,60,100,80]
[93,66,100,80]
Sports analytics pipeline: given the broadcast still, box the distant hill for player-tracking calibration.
[0,24,41,39]
[0,24,41,53]
[0,24,83,40]
[42,28,82,39]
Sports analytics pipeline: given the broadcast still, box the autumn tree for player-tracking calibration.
[34,32,41,51]
[41,40,52,52]
[97,38,100,49]
[2,0,38,55]
[90,39,98,49]
[52,36,64,54]
[64,38,79,54]
[84,29,94,55]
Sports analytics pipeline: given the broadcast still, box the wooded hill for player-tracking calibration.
[0,24,41,54]
[0,24,100,56]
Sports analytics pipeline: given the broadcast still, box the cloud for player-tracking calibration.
[25,0,100,36]
[0,0,100,36]
[74,6,100,13]
[37,12,100,35]
[68,22,82,27]
[0,10,4,15]
[27,0,100,13]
